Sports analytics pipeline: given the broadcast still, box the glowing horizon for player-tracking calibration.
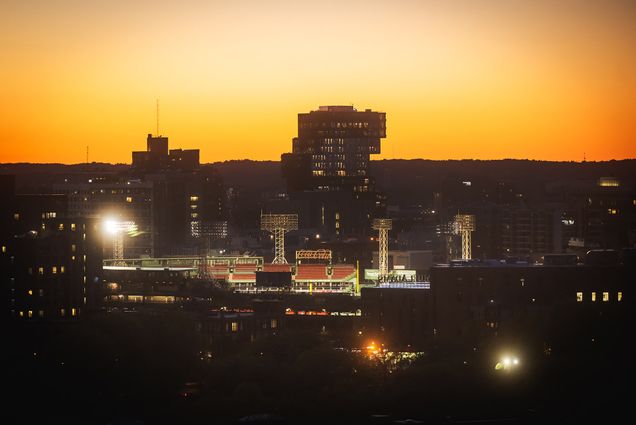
[1,0,635,164]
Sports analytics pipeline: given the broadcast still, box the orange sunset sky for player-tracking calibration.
[1,0,635,164]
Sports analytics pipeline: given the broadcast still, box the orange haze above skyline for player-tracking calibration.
[1,0,635,164]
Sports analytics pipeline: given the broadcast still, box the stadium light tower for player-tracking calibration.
[454,214,476,260]
[261,213,298,264]
[372,218,392,279]
[103,219,137,264]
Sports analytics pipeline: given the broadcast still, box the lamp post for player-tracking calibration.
[104,219,137,265]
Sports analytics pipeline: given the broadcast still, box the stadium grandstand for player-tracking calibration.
[104,250,358,295]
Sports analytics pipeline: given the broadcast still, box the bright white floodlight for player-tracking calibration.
[104,219,119,235]
[103,218,137,262]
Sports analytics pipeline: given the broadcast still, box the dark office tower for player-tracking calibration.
[278,106,387,240]
[147,134,169,156]
[133,134,199,172]
[131,133,226,254]
[282,105,386,193]
[1,179,103,322]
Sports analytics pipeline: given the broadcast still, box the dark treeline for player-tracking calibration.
[2,159,634,196]
[7,310,633,424]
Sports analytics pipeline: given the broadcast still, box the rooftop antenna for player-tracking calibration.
[86,146,89,164]
[156,99,160,137]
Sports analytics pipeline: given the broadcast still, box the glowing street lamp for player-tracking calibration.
[365,340,383,358]
[495,355,520,371]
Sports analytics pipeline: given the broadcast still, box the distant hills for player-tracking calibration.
[2,159,635,200]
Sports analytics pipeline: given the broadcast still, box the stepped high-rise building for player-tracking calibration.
[277,106,387,240]
[282,105,386,193]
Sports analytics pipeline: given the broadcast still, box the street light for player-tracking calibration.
[495,354,520,371]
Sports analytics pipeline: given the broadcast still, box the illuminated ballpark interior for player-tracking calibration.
[100,106,418,301]
[101,215,413,301]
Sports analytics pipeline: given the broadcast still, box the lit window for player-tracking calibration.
[190,196,199,202]
[591,292,596,302]
[1,246,5,253]
[28,289,33,296]
[60,266,65,273]
[602,292,609,302]
[38,267,44,275]
[52,266,57,274]
[231,322,239,332]
[271,319,277,329]
[71,244,76,252]
[28,311,33,318]
[58,223,64,231]
[618,292,623,302]
[60,309,66,317]
[13,213,19,220]
[71,308,76,316]
[191,212,198,218]
[576,292,583,302]
[126,196,132,203]
[70,223,76,231]
[598,177,619,187]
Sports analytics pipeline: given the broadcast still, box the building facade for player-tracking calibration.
[279,106,387,240]
[1,177,103,321]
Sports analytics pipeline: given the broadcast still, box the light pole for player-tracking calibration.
[104,219,137,265]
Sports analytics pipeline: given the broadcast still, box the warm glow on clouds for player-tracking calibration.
[1,0,634,163]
